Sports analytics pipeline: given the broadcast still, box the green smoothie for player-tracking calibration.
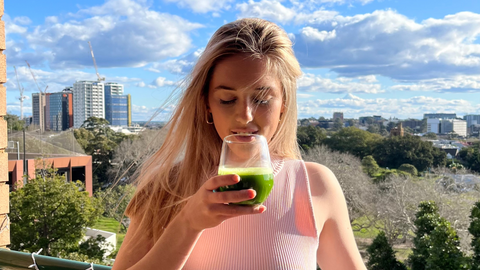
[217,167,274,205]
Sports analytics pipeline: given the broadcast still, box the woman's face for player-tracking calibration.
[208,54,284,142]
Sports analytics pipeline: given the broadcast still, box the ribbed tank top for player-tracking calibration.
[183,158,319,269]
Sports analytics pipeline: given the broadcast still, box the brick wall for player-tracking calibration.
[0,0,9,249]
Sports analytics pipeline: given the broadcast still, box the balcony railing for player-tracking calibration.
[0,249,112,270]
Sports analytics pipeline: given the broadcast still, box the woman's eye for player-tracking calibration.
[254,99,270,105]
[220,99,236,105]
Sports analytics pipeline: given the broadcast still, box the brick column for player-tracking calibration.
[0,0,9,249]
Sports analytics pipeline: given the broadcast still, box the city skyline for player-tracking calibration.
[4,0,480,121]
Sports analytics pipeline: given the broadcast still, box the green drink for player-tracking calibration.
[218,167,274,205]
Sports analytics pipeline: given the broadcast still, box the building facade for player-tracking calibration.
[424,113,457,119]
[427,118,467,137]
[402,119,423,130]
[32,92,46,131]
[464,115,480,128]
[104,83,129,126]
[333,112,344,121]
[73,81,105,128]
[48,89,73,131]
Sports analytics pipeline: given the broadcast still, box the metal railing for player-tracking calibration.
[0,249,112,270]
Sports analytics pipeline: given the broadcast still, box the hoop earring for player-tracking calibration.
[278,113,283,123]
[206,113,214,125]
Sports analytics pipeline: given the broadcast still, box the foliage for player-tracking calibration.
[409,201,466,270]
[96,184,136,232]
[9,169,103,256]
[470,201,480,269]
[57,251,106,265]
[297,126,326,151]
[361,155,380,177]
[367,231,407,270]
[458,145,480,173]
[323,127,382,158]
[74,117,136,190]
[424,132,437,139]
[398,164,418,176]
[332,118,343,131]
[5,113,25,131]
[373,134,446,172]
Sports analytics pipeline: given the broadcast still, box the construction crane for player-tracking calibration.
[13,66,27,120]
[25,60,48,94]
[88,41,105,82]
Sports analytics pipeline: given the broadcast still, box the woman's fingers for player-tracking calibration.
[208,189,256,204]
[208,203,266,217]
[204,174,239,191]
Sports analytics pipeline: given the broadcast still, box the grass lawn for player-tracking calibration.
[93,216,126,252]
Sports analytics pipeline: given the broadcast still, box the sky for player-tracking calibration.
[4,0,480,121]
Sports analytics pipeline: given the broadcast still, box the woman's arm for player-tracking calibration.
[305,162,367,270]
[112,174,266,270]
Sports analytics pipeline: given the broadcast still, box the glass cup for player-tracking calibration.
[217,134,274,205]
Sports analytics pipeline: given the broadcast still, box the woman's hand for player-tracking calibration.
[177,174,266,232]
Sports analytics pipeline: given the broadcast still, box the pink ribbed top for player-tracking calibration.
[183,158,319,269]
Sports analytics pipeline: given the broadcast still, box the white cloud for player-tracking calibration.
[6,0,203,68]
[298,94,480,119]
[298,73,384,93]
[391,75,480,93]
[13,16,32,25]
[152,77,176,87]
[5,14,28,34]
[293,10,480,81]
[150,48,203,74]
[132,104,176,121]
[164,0,234,13]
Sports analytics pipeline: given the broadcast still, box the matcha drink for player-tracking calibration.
[218,167,274,205]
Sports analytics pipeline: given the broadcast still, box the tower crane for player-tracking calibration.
[25,61,48,93]
[13,66,27,120]
[88,41,105,82]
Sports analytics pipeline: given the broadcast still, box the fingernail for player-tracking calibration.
[233,175,240,182]
[255,205,266,213]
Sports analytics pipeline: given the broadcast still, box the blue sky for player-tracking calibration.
[5,0,480,121]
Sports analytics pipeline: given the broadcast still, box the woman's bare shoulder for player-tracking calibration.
[303,162,343,200]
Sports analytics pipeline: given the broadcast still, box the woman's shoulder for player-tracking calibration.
[303,162,344,207]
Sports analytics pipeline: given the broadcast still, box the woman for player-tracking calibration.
[113,18,366,270]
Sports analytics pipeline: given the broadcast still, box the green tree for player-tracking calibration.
[297,126,326,151]
[9,169,103,256]
[398,163,418,176]
[5,113,25,131]
[470,201,480,270]
[367,231,407,270]
[458,146,480,173]
[346,119,355,127]
[367,124,380,134]
[420,119,427,133]
[323,127,382,158]
[332,118,343,131]
[373,135,446,172]
[409,201,466,270]
[96,184,136,232]
[74,117,136,190]
[424,132,437,139]
[361,155,380,177]
[386,121,397,132]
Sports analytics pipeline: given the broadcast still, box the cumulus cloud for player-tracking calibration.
[164,0,234,13]
[132,104,176,121]
[293,10,480,81]
[297,94,480,119]
[391,75,480,93]
[150,48,203,75]
[6,0,203,68]
[298,73,384,93]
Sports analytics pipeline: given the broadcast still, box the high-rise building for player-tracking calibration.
[104,83,129,126]
[32,92,46,131]
[48,88,73,131]
[427,118,467,137]
[464,115,480,127]
[333,112,344,121]
[73,81,105,128]
[424,113,456,119]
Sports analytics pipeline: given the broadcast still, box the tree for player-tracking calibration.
[458,146,480,173]
[398,164,418,176]
[367,124,380,134]
[424,132,437,139]
[96,184,136,232]
[332,118,343,131]
[470,201,480,270]
[373,135,446,172]
[386,122,397,132]
[362,155,380,177]
[367,231,407,270]
[409,201,466,270]
[74,117,136,190]
[323,127,382,159]
[9,169,103,256]
[297,126,326,151]
[5,113,25,131]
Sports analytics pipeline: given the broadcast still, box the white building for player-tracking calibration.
[104,82,124,95]
[464,115,480,128]
[73,81,105,128]
[426,118,467,137]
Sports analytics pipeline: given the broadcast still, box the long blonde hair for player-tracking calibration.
[126,18,302,241]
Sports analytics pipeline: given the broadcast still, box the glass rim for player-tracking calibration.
[223,134,265,144]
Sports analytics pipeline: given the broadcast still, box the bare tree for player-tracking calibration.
[303,145,378,231]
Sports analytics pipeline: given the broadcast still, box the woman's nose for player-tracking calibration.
[235,101,254,124]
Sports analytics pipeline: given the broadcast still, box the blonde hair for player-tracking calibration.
[126,18,302,241]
